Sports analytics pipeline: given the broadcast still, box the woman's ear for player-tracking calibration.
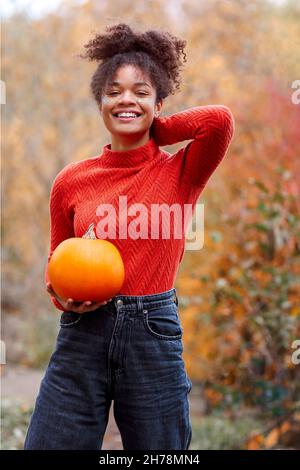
[155,99,163,117]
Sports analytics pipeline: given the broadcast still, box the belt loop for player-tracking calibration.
[137,297,144,314]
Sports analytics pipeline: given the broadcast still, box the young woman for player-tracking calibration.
[24,23,234,450]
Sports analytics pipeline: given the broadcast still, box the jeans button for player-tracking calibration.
[116,299,123,306]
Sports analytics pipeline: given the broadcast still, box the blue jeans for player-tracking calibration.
[24,288,193,450]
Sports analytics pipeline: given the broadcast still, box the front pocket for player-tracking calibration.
[60,311,83,328]
[143,304,183,340]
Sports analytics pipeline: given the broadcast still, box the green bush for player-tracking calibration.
[205,166,300,418]
[1,398,32,450]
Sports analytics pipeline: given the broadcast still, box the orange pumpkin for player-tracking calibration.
[47,238,125,302]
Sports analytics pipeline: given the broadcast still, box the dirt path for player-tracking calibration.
[2,365,201,450]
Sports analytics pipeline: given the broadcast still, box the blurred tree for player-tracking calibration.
[2,1,300,417]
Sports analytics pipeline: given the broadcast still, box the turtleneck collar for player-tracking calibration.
[99,137,161,168]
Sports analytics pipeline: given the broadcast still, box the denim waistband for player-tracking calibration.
[107,288,178,311]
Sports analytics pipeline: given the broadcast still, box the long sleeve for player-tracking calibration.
[45,166,75,311]
[151,105,235,187]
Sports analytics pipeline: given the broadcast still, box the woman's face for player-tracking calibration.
[99,64,162,149]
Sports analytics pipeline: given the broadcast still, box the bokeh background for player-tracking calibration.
[1,0,300,450]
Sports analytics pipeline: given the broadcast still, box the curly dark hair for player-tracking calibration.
[78,22,187,106]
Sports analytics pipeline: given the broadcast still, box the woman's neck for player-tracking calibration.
[110,131,150,152]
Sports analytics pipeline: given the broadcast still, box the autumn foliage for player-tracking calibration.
[2,0,300,446]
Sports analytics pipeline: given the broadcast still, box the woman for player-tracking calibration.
[24,23,234,450]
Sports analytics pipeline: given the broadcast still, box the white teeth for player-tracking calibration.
[115,113,139,118]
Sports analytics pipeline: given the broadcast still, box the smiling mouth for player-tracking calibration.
[112,113,143,121]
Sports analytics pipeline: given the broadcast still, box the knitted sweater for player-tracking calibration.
[45,105,235,311]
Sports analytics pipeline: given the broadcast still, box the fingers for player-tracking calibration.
[46,282,53,294]
[46,282,60,299]
[99,298,113,306]
[84,300,112,313]
[46,283,113,313]
[67,298,113,314]
[46,282,61,302]
[83,299,113,310]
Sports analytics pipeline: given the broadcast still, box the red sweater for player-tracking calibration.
[45,105,235,311]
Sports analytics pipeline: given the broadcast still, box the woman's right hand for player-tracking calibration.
[46,282,112,314]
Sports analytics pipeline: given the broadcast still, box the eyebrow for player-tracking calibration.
[106,81,151,88]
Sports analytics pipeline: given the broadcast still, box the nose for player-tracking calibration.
[118,90,137,103]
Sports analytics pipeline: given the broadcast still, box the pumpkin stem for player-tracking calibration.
[82,223,97,239]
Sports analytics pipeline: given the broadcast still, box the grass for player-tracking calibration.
[189,413,264,450]
[1,398,33,450]
[1,397,264,450]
